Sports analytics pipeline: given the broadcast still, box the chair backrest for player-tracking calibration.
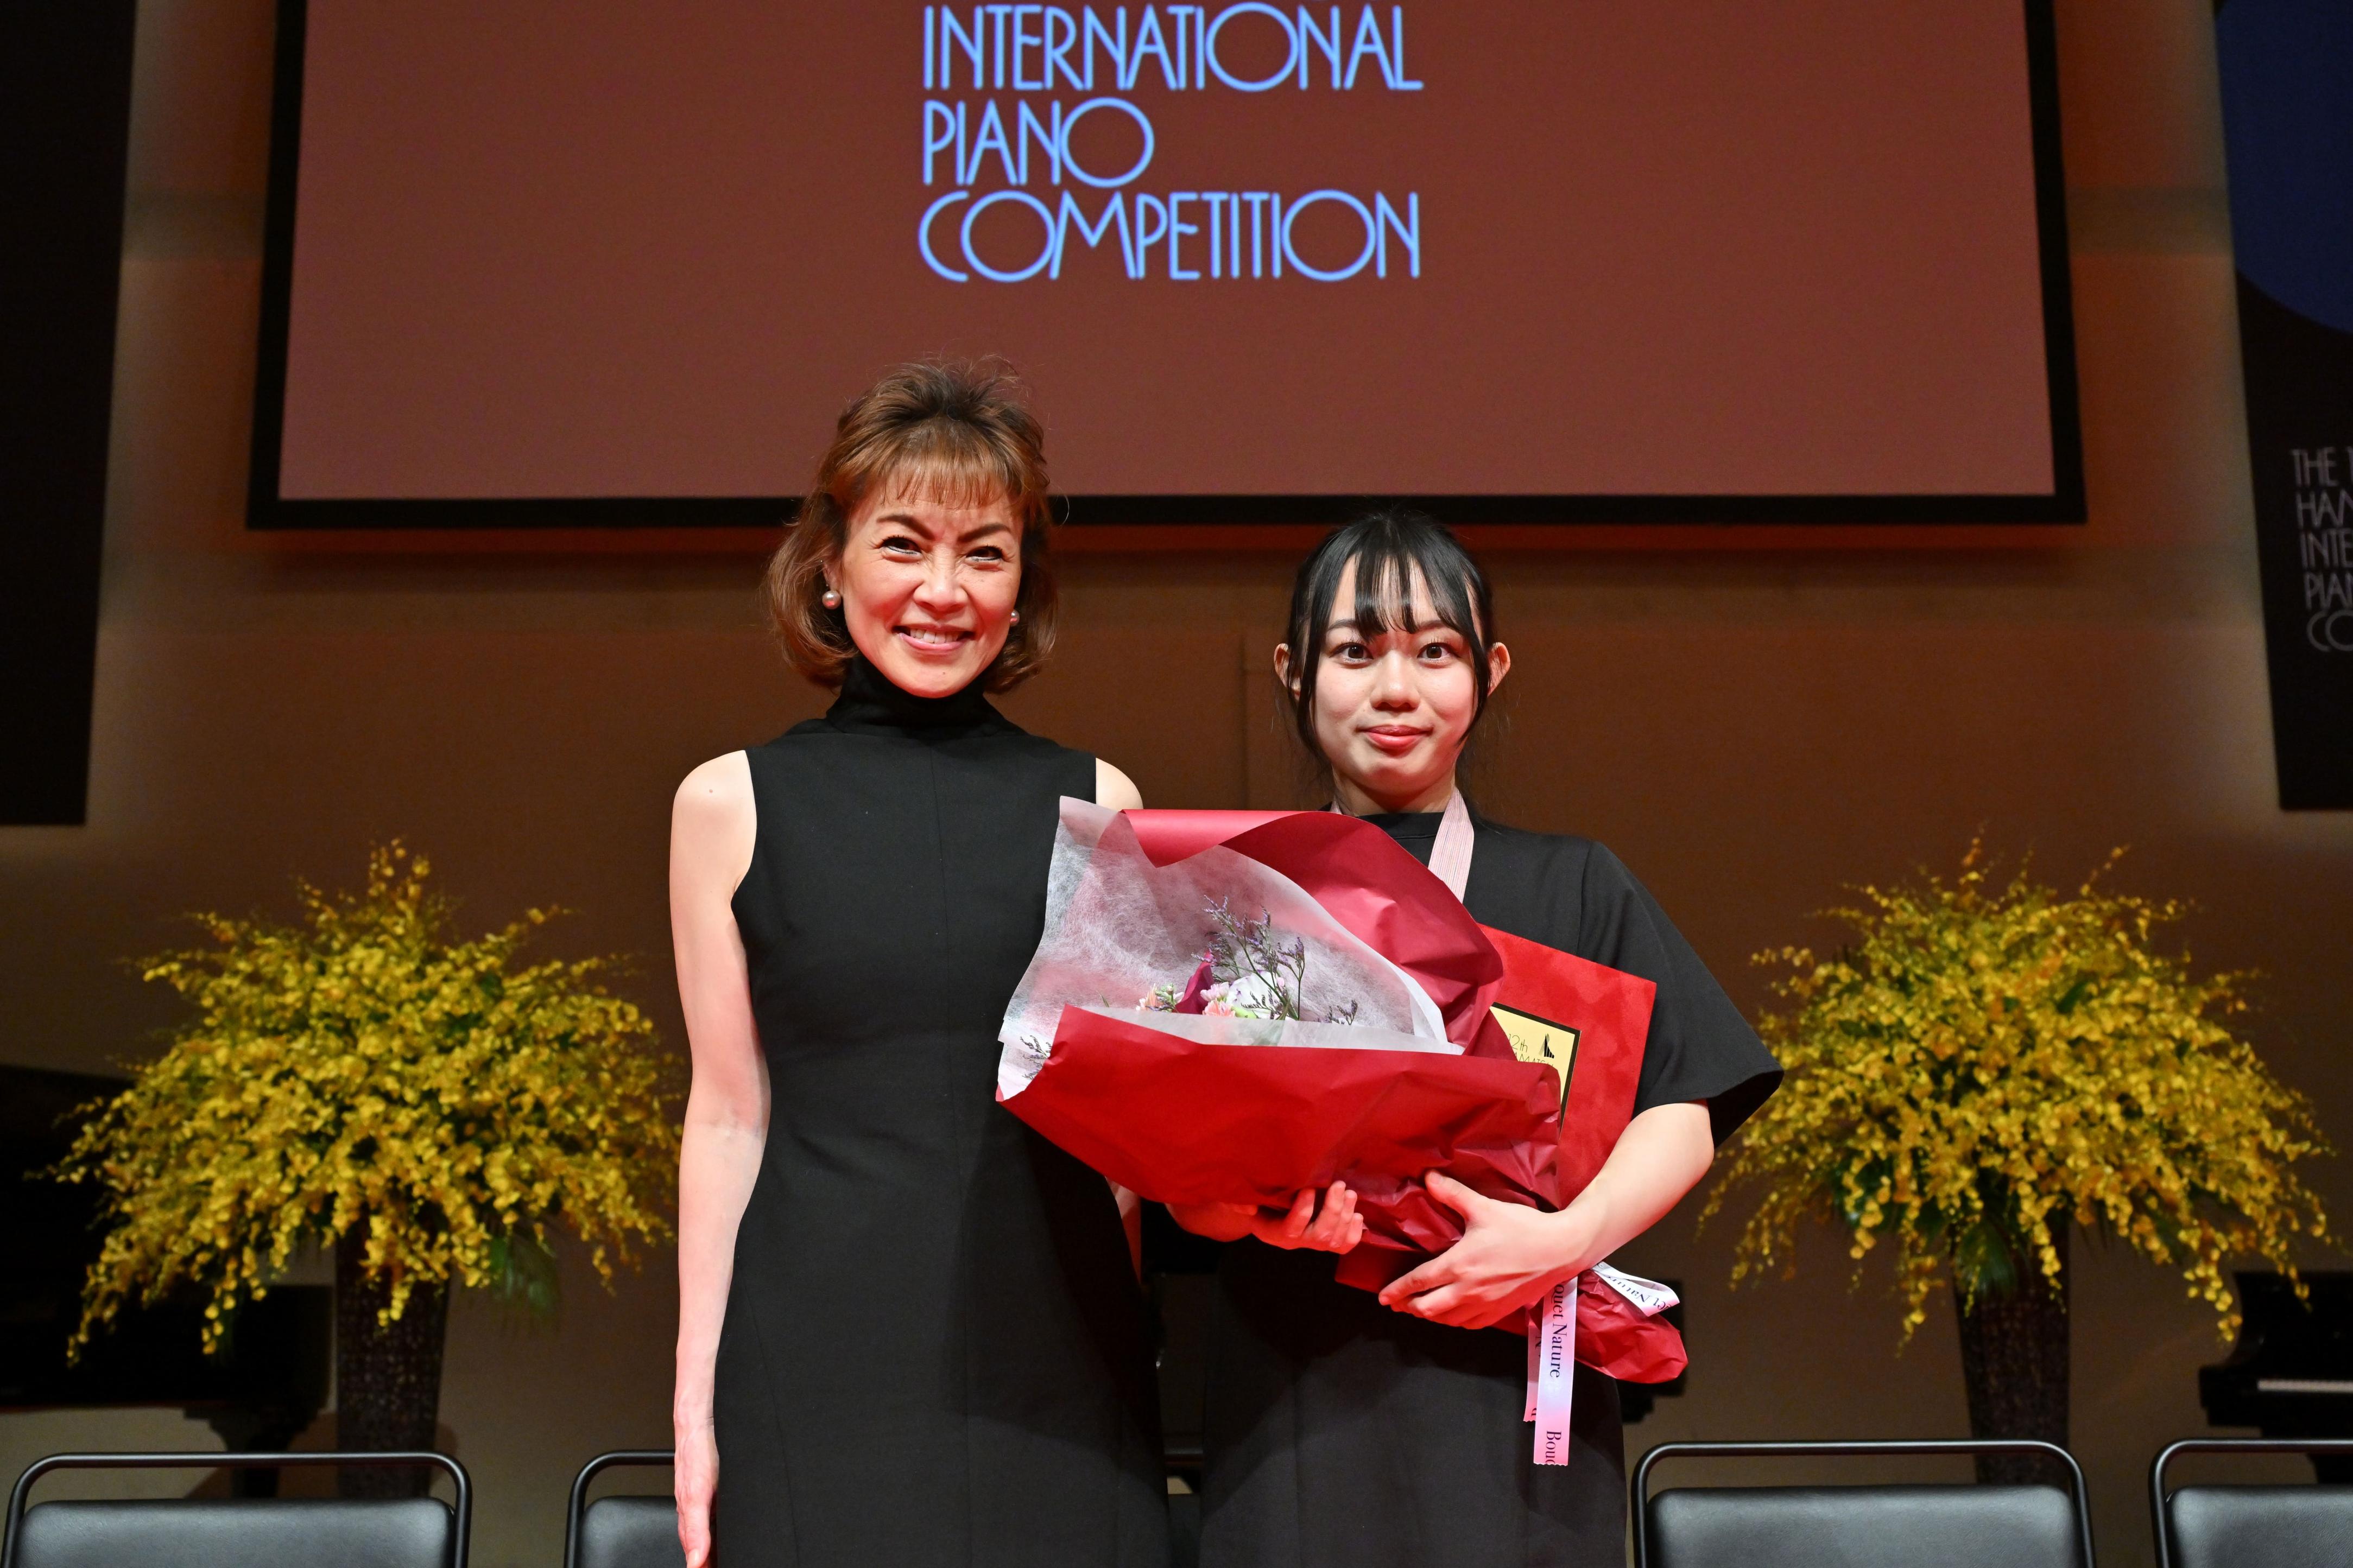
[10,1498,456,1568]
[2166,1487,2353,1568]
[575,1497,684,1568]
[1634,1441,2093,1568]
[1648,1483,2082,1568]
[564,1452,679,1568]
[2151,1439,2353,1568]
[3,1452,467,1568]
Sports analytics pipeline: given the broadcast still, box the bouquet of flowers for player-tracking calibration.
[1141,898,1363,1025]
[997,802,1688,1461]
[997,803,1675,1334]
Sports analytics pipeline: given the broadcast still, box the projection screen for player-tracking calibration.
[248,2,2082,529]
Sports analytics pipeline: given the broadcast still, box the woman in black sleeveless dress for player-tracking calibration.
[1191,513,1782,1568]
[669,364,1167,1567]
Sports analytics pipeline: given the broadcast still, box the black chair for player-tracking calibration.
[564,1451,681,1568]
[2,1451,467,1568]
[1633,1440,2095,1568]
[2150,1438,2353,1568]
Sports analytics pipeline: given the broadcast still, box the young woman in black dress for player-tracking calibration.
[667,364,1363,1567]
[1189,512,1782,1568]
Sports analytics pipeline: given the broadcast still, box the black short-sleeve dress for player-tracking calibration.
[1197,809,1781,1568]
[712,656,1168,1567]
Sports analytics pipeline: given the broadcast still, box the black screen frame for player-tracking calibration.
[245,0,2085,532]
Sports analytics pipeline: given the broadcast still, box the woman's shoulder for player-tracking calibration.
[671,752,756,885]
[674,750,752,814]
[1468,815,1619,882]
[1464,815,1655,947]
[1094,758,1142,809]
[960,713,1106,778]
[761,715,839,747]
[725,726,829,787]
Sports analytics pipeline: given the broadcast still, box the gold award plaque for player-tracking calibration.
[1490,1004,1579,1112]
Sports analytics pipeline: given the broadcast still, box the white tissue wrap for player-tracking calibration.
[997,798,1454,1099]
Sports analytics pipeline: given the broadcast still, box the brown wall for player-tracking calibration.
[3,2,2347,1564]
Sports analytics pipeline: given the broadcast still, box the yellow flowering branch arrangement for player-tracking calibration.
[56,844,681,1354]
[1702,844,2331,1342]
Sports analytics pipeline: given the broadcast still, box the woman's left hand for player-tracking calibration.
[1377,1172,1598,1330]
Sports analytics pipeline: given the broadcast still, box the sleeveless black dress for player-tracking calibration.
[1198,810,1781,1568]
[712,657,1168,1568]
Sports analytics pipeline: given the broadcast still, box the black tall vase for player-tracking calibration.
[1954,1224,2071,1487]
[333,1228,450,1499]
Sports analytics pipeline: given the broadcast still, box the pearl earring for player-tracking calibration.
[821,588,840,608]
[1008,610,1021,624]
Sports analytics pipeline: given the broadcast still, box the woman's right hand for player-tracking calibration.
[1167,1182,1365,1253]
[675,1417,717,1568]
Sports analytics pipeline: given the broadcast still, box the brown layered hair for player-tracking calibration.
[764,359,1058,691]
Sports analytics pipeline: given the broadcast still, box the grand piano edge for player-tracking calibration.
[2197,1268,2353,1483]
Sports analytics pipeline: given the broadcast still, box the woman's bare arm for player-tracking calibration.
[670,752,765,1568]
[1095,758,1142,812]
[1377,1101,1714,1329]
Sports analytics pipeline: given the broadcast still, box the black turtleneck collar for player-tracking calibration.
[824,652,1003,736]
[1357,810,1444,866]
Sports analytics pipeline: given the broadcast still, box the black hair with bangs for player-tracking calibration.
[1280,509,1498,762]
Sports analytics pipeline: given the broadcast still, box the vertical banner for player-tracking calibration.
[0,1,136,823]
[2215,1,2353,809]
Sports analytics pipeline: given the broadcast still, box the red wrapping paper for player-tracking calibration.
[1481,925,1656,1198]
[1579,1274,1690,1383]
[998,805,1686,1381]
[1022,1004,1561,1232]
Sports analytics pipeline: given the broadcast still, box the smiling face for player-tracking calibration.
[1277,557,1510,815]
[828,480,1022,698]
